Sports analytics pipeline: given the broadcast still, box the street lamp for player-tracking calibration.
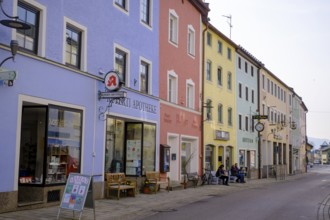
[0,40,18,67]
[0,0,31,29]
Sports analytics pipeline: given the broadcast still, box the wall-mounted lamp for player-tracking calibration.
[0,0,31,29]
[0,40,18,67]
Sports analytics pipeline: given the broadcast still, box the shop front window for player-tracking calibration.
[105,118,125,173]
[104,118,156,177]
[19,106,82,185]
[205,145,214,170]
[19,107,46,184]
[143,124,156,174]
[46,107,82,184]
[239,150,245,167]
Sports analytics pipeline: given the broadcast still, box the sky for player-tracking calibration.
[206,0,330,141]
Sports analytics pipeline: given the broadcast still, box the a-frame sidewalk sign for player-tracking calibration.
[57,173,95,220]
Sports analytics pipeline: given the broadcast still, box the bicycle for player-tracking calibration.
[201,168,213,185]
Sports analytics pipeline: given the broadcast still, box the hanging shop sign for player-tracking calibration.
[104,71,122,91]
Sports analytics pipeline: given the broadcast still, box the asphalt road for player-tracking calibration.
[143,166,330,220]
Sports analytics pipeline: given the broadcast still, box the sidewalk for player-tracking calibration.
[0,175,305,220]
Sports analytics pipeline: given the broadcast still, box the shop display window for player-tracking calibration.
[105,117,156,177]
[19,105,82,186]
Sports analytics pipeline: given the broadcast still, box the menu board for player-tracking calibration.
[59,173,91,211]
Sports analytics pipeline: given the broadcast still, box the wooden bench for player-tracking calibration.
[187,172,199,187]
[105,173,136,200]
[145,171,170,193]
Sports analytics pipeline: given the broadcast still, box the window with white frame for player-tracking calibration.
[207,32,212,46]
[238,114,242,130]
[251,89,255,103]
[169,10,178,45]
[140,0,151,26]
[227,47,232,60]
[186,79,195,109]
[217,40,222,54]
[206,60,212,81]
[187,25,195,56]
[114,0,128,11]
[168,71,178,103]
[262,74,265,90]
[140,59,151,94]
[217,67,222,86]
[65,25,81,69]
[238,83,242,98]
[245,86,248,101]
[206,99,212,120]
[238,57,241,69]
[245,116,249,131]
[218,103,223,123]
[63,17,87,71]
[115,45,129,86]
[227,72,232,90]
[228,107,233,126]
[17,0,46,56]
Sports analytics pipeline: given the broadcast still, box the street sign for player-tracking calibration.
[98,91,127,99]
[252,115,268,120]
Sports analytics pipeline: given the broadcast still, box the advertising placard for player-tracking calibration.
[59,173,91,211]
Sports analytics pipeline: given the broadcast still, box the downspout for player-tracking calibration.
[201,21,209,174]
[257,66,262,179]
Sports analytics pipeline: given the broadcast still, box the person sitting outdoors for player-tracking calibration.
[216,164,229,185]
[231,163,246,183]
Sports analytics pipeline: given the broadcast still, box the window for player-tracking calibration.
[227,47,232,60]
[206,99,212,120]
[115,47,128,85]
[168,71,178,103]
[245,86,249,101]
[245,116,249,131]
[251,66,254,77]
[169,10,178,45]
[262,75,265,90]
[238,83,242,98]
[187,25,195,56]
[267,78,270,93]
[217,67,222,86]
[140,60,150,94]
[228,107,232,126]
[17,1,40,54]
[115,0,128,11]
[65,25,81,68]
[218,104,223,123]
[141,0,151,25]
[186,80,195,109]
[251,90,255,103]
[274,83,277,97]
[238,114,242,130]
[105,119,156,176]
[238,57,241,69]
[19,106,83,186]
[245,62,248,73]
[207,32,212,46]
[206,60,212,81]
[217,40,222,54]
[227,72,232,90]
[251,119,255,132]
[271,81,274,95]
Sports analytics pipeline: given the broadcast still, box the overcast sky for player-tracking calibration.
[206,0,330,140]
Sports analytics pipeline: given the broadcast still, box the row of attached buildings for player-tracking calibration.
[0,0,308,212]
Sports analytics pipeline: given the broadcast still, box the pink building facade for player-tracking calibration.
[159,0,209,183]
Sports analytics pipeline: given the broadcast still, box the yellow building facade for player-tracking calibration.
[203,24,237,171]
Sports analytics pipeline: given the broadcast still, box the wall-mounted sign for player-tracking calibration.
[214,130,229,140]
[252,115,268,120]
[98,91,127,99]
[104,71,122,91]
